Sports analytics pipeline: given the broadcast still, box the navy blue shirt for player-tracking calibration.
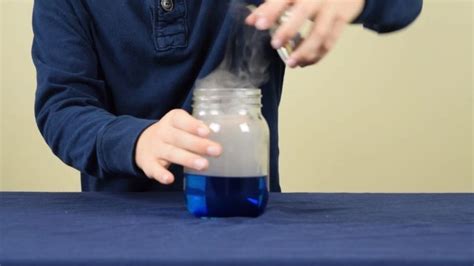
[32,0,422,192]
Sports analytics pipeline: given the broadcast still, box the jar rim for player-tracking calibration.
[194,88,259,90]
[194,88,261,94]
[192,88,262,109]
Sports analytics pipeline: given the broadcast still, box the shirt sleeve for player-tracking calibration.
[32,0,155,179]
[353,0,423,33]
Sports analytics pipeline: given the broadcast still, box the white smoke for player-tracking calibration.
[195,1,271,89]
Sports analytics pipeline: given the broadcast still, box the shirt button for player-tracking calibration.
[161,0,174,12]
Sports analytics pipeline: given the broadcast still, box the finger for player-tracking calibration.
[158,143,209,172]
[144,162,174,185]
[287,5,336,67]
[248,0,290,30]
[323,19,345,52]
[168,109,210,137]
[297,46,327,67]
[272,0,321,48]
[164,127,222,157]
[245,11,258,25]
[298,18,345,68]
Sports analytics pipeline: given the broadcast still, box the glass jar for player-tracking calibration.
[184,88,270,217]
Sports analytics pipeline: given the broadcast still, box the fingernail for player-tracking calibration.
[162,174,171,184]
[207,145,222,157]
[194,158,208,170]
[271,38,282,49]
[255,17,268,30]
[197,126,209,137]
[245,16,253,25]
[286,58,297,67]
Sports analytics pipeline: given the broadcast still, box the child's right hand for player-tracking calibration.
[135,109,222,184]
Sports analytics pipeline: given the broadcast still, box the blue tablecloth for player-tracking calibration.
[0,192,472,265]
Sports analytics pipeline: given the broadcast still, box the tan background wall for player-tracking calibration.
[1,0,472,192]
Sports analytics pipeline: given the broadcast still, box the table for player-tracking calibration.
[1,192,472,265]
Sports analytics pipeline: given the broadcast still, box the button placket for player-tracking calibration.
[153,0,188,51]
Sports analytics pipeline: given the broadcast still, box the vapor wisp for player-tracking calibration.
[196,1,272,90]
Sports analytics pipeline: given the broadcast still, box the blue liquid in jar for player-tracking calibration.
[184,174,269,217]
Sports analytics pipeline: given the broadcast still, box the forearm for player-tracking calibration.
[35,95,154,178]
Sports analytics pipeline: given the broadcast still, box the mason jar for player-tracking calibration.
[184,88,270,217]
